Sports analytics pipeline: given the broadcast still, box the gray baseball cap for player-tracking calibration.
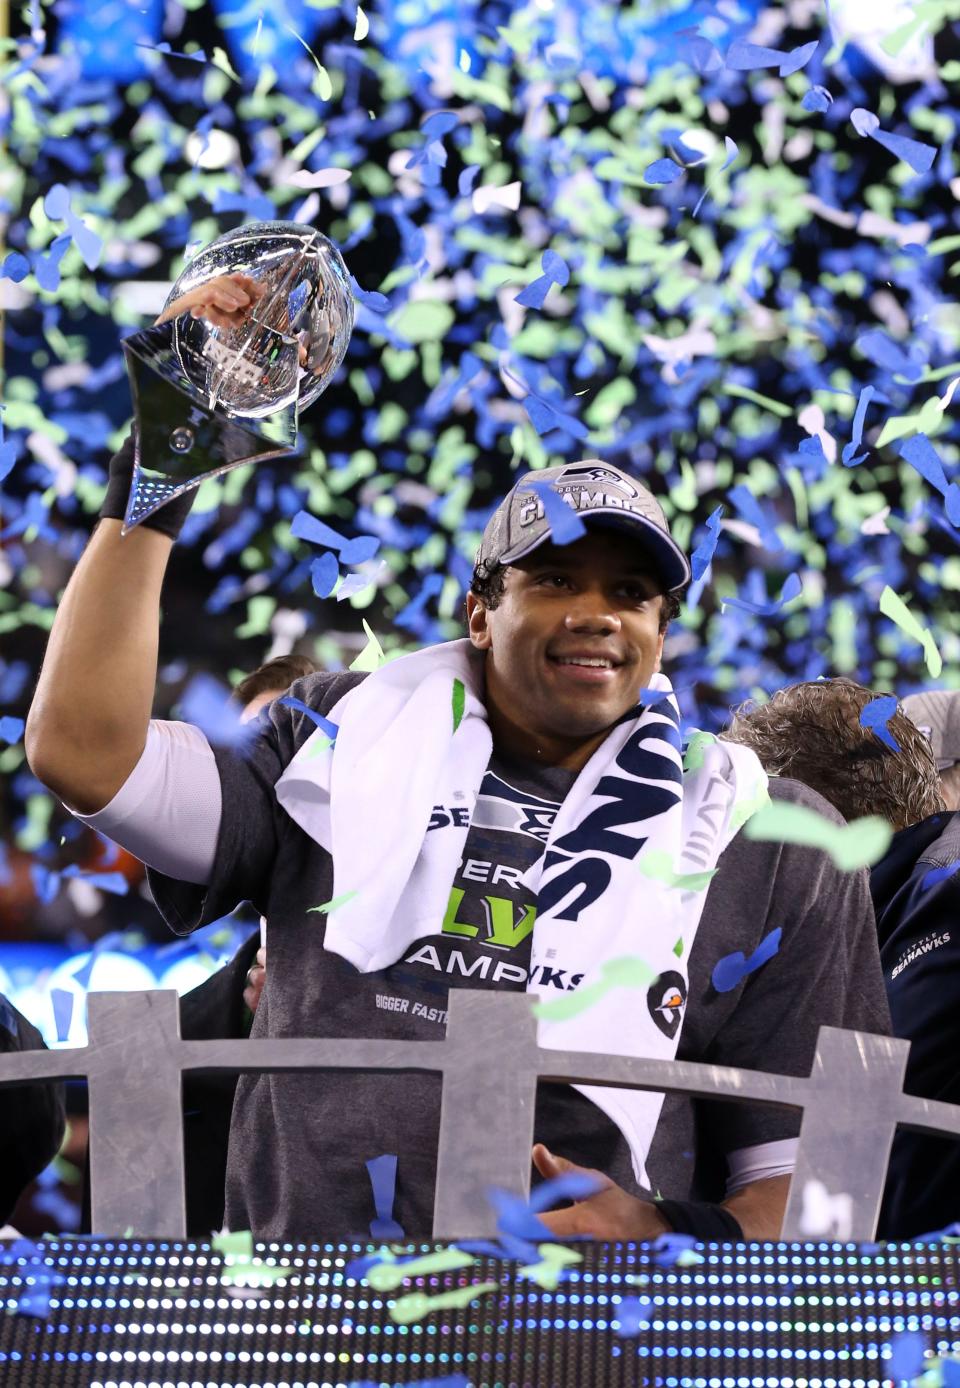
[476,460,691,593]
[901,690,960,769]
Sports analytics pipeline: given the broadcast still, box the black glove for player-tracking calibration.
[97,430,197,542]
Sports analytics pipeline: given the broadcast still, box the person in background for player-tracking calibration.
[1,658,313,1236]
[723,678,960,1238]
[0,997,67,1233]
[901,690,960,811]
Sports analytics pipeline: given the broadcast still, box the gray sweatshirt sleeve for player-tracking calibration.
[66,720,221,885]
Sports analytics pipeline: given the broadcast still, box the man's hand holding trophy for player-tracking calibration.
[100,221,355,538]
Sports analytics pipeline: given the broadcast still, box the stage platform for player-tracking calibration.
[2,1236,958,1387]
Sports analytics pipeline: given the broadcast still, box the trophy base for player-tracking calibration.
[121,323,301,533]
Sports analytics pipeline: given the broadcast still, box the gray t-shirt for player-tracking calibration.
[149,670,891,1240]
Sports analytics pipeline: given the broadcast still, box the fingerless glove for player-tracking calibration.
[97,431,197,541]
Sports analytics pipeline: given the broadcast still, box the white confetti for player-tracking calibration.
[471,180,522,215]
[288,167,352,189]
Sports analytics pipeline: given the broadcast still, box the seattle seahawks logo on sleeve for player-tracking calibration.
[647,971,688,1040]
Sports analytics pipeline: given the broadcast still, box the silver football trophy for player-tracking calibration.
[120,221,355,532]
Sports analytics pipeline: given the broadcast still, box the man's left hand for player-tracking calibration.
[532,1143,671,1241]
[243,946,266,1013]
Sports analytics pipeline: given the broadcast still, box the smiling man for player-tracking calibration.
[26,449,890,1244]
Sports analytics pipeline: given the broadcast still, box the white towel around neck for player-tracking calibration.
[275,638,768,1184]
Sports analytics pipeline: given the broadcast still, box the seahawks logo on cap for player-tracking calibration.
[647,970,688,1040]
[559,463,642,500]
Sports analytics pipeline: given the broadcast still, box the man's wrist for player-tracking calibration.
[653,1198,744,1241]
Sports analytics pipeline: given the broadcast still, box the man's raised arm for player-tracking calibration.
[25,519,174,814]
[25,273,258,815]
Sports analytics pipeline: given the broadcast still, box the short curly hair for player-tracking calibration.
[469,558,683,632]
[722,678,945,831]
[231,653,318,708]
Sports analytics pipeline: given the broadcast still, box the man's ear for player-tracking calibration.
[466,591,492,651]
[653,628,665,673]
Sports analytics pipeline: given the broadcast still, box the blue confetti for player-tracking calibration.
[678,35,722,73]
[841,384,878,466]
[515,247,570,309]
[0,250,31,282]
[523,394,591,441]
[802,85,832,113]
[395,572,444,630]
[851,108,936,173]
[276,695,339,743]
[885,1328,927,1383]
[722,572,802,616]
[349,274,390,312]
[690,505,724,582]
[366,1153,405,1241]
[0,411,17,482]
[291,509,379,565]
[727,483,783,553]
[49,988,74,1043]
[898,435,960,526]
[711,927,782,994]
[856,330,923,382]
[651,1231,700,1266]
[726,38,817,75]
[33,233,72,292]
[61,866,129,895]
[859,694,901,752]
[179,675,257,748]
[458,164,481,195]
[920,860,960,893]
[488,1168,603,1247]
[525,481,588,546]
[0,714,25,743]
[310,552,340,597]
[644,157,683,185]
[873,129,937,176]
[613,1295,653,1336]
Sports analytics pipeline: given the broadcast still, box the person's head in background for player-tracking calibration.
[900,690,960,812]
[232,653,318,723]
[722,678,944,831]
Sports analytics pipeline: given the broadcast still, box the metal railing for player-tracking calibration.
[2,988,955,1240]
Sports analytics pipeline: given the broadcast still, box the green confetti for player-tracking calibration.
[211,46,241,82]
[387,300,456,344]
[221,1260,293,1289]
[728,781,772,835]
[283,23,333,99]
[743,800,893,870]
[389,1280,501,1324]
[367,1247,475,1291]
[349,618,386,671]
[307,889,359,915]
[212,1230,254,1259]
[533,955,657,1023]
[235,595,276,639]
[683,730,717,773]
[673,937,684,958]
[637,849,717,892]
[878,585,943,677]
[452,677,466,732]
[722,383,794,418]
[518,1244,582,1290]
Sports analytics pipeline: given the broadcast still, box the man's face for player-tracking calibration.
[466,530,668,750]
